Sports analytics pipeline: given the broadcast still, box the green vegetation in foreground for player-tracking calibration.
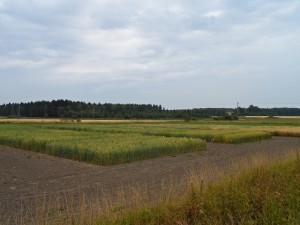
[106,155,300,225]
[0,124,206,165]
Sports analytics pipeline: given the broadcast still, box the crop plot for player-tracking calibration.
[42,123,272,144]
[1,118,299,165]
[0,124,206,165]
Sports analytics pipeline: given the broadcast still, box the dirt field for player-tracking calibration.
[1,137,300,223]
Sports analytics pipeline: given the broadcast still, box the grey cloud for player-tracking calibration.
[0,0,299,107]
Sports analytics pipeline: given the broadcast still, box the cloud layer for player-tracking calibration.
[1,0,300,108]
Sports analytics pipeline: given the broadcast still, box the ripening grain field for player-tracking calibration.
[0,118,299,165]
[41,122,273,144]
[0,124,206,165]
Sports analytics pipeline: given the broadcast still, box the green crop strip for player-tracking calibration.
[40,123,272,144]
[0,124,206,165]
[1,119,298,165]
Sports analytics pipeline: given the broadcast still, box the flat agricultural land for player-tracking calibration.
[0,118,300,224]
[0,118,300,165]
[0,118,176,123]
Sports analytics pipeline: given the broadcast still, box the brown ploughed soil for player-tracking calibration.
[1,137,300,223]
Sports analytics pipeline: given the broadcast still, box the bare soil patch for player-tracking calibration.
[1,137,300,223]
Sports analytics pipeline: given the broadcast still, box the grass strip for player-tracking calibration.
[107,154,300,225]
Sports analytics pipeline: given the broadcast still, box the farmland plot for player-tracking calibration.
[42,123,272,144]
[2,117,299,165]
[0,124,206,165]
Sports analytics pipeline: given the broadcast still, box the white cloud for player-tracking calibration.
[203,10,223,18]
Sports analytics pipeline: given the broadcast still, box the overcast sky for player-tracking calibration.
[0,0,299,108]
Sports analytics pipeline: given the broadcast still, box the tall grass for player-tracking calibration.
[107,153,300,225]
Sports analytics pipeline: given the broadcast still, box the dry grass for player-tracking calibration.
[205,125,300,138]
[0,118,62,123]
[249,126,300,138]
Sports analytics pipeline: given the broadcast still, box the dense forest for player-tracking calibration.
[0,100,300,119]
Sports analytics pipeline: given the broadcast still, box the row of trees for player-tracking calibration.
[0,100,165,119]
[236,105,300,116]
[0,100,299,119]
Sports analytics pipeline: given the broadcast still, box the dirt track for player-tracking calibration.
[1,137,300,222]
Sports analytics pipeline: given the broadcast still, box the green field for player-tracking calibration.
[0,124,206,165]
[0,118,300,165]
[41,123,272,144]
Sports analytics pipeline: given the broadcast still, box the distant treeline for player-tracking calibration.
[0,100,300,119]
